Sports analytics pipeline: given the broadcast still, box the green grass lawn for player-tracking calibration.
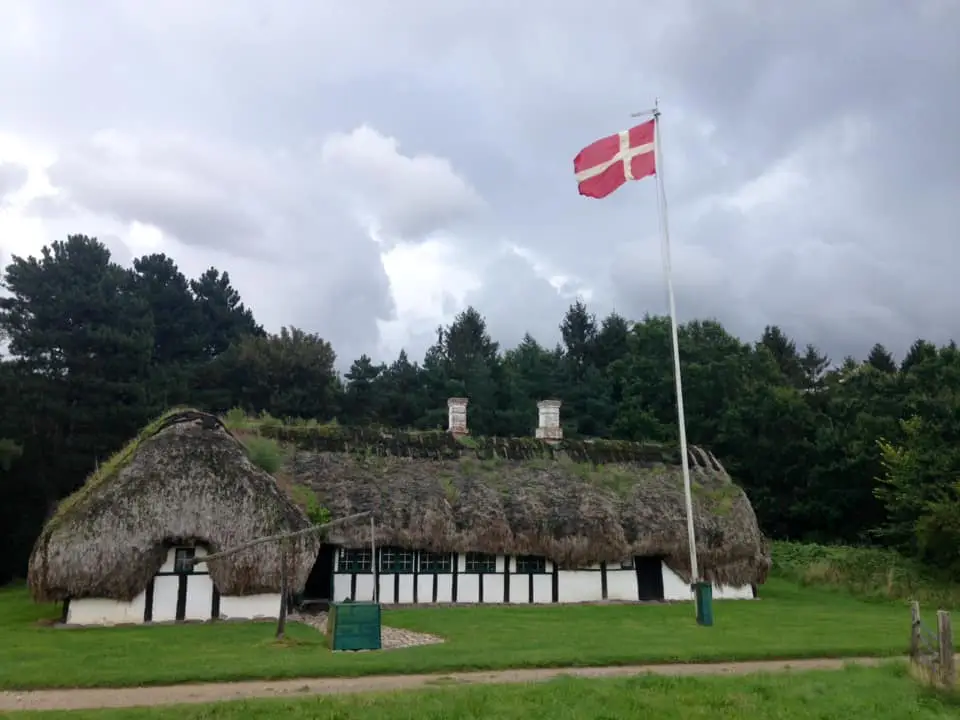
[0,578,930,691]
[12,665,960,720]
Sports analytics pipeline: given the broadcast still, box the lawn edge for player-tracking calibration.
[0,658,916,713]
[0,649,909,692]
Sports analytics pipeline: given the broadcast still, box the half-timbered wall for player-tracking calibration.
[331,547,754,605]
[64,546,280,626]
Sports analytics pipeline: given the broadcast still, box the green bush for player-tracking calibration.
[222,407,251,432]
[289,485,331,526]
[772,541,960,607]
[243,435,286,474]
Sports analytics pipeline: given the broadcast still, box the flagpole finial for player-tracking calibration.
[653,97,661,119]
[630,107,658,119]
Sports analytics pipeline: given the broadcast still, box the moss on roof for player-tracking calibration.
[30,408,771,602]
[226,410,769,587]
[28,409,317,603]
[225,408,706,466]
[48,407,204,532]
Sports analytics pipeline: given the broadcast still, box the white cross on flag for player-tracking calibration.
[573,119,656,199]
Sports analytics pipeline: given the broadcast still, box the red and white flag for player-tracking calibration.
[573,119,656,199]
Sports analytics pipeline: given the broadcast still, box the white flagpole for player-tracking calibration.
[650,100,700,595]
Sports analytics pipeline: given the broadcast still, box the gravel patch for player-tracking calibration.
[290,612,445,651]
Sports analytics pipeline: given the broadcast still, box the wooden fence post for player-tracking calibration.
[910,601,921,660]
[276,538,289,640]
[937,610,954,688]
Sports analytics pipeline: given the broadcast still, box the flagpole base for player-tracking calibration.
[693,582,714,626]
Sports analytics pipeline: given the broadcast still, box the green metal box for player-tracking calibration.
[327,600,382,651]
[694,582,714,627]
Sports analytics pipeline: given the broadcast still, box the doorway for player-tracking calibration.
[303,545,337,608]
[635,556,665,601]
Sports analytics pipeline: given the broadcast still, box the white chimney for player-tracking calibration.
[447,397,469,436]
[535,399,562,441]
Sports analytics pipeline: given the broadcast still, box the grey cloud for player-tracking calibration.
[463,251,574,352]
[7,0,960,365]
[319,126,484,245]
[258,235,394,365]
[24,194,76,219]
[43,130,398,358]
[650,1,960,239]
[0,163,28,201]
[384,250,576,363]
[47,134,269,255]
[98,234,134,269]
[480,2,960,360]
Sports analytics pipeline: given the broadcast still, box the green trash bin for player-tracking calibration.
[327,600,382,651]
[694,582,714,626]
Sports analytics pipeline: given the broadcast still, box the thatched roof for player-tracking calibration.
[258,422,771,588]
[28,410,319,603]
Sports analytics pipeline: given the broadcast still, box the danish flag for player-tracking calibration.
[573,119,656,199]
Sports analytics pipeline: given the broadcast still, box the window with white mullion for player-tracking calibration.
[379,546,415,573]
[515,555,546,574]
[419,551,453,573]
[338,548,373,573]
[464,552,497,573]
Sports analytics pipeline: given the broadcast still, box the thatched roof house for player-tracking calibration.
[261,420,770,591]
[28,410,318,620]
[30,401,770,620]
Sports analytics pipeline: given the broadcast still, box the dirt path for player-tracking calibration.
[0,657,904,712]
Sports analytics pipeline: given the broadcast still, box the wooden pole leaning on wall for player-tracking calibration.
[191,511,372,566]
[188,511,372,640]
[277,538,289,640]
[937,610,955,688]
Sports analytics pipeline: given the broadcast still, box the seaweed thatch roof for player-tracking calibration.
[28,410,319,603]
[254,420,771,588]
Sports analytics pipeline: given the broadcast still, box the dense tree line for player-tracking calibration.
[1,235,958,584]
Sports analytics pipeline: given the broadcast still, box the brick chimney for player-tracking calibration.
[535,399,562,442]
[447,397,469,437]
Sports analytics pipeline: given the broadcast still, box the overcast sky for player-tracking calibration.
[0,0,957,368]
